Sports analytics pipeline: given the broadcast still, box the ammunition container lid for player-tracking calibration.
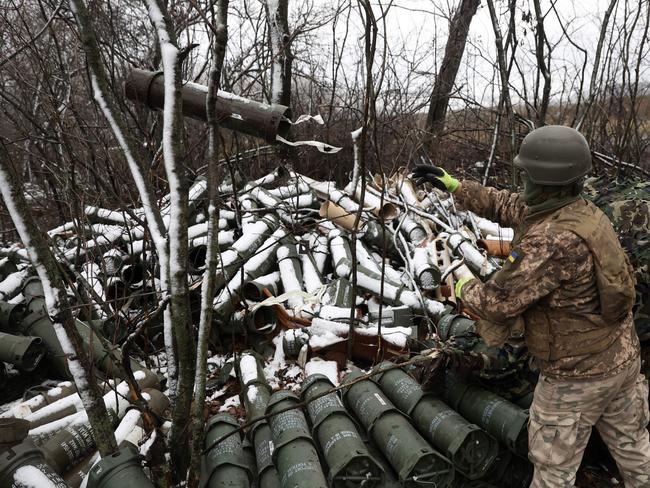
[266,390,300,412]
[206,413,240,432]
[300,373,334,397]
[436,313,459,341]
[87,445,153,488]
[0,439,46,479]
[301,374,347,431]
[0,418,30,446]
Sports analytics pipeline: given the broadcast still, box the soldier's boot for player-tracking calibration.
[528,357,650,488]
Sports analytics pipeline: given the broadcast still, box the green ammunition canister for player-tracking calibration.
[87,446,153,488]
[202,414,253,487]
[236,352,280,488]
[266,390,328,488]
[301,374,383,487]
[0,419,68,488]
[41,424,96,474]
[342,371,454,487]
[0,302,25,333]
[375,363,497,479]
[442,372,528,456]
[0,332,45,371]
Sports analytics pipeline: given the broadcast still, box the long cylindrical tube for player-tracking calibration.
[266,391,328,488]
[0,332,45,372]
[236,352,280,488]
[342,371,454,487]
[202,414,253,487]
[124,69,290,142]
[301,374,384,487]
[375,363,497,480]
[442,372,528,456]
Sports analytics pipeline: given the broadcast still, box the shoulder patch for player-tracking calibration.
[507,249,523,264]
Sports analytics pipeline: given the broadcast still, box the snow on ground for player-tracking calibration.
[305,358,339,386]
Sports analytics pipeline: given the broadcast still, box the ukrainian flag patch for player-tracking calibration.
[507,250,520,263]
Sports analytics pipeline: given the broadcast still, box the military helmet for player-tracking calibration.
[514,125,592,185]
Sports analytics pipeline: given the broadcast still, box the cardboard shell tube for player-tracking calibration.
[477,239,512,258]
[319,201,366,232]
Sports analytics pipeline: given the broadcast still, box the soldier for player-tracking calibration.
[413,125,650,488]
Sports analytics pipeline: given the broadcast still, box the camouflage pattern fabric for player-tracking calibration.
[584,178,650,340]
[528,358,650,488]
[456,181,639,380]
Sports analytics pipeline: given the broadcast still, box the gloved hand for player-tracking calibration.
[411,164,460,193]
[454,276,476,300]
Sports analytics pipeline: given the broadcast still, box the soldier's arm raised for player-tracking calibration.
[454,180,528,228]
[460,226,586,323]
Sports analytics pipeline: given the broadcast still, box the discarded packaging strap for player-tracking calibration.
[256,289,312,329]
[275,135,342,154]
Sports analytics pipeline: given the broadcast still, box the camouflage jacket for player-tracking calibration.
[455,180,640,379]
[585,178,650,338]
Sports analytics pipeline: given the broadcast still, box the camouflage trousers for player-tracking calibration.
[529,357,650,488]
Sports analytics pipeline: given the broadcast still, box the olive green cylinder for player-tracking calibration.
[87,445,153,488]
[19,278,158,384]
[301,374,383,487]
[442,372,528,456]
[375,363,497,480]
[266,391,327,488]
[41,424,96,474]
[0,332,45,372]
[236,352,280,488]
[0,301,25,333]
[203,414,252,488]
[0,438,68,487]
[252,424,280,488]
[342,371,454,487]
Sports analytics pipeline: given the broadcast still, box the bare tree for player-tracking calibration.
[187,1,229,486]
[424,0,480,149]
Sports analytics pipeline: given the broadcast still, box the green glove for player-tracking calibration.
[412,164,460,193]
[455,276,476,299]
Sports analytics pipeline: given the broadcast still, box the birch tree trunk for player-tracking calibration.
[266,0,293,107]
[68,0,175,396]
[187,1,229,486]
[142,0,195,478]
[0,143,118,456]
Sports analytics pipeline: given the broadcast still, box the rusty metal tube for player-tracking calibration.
[124,69,291,142]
